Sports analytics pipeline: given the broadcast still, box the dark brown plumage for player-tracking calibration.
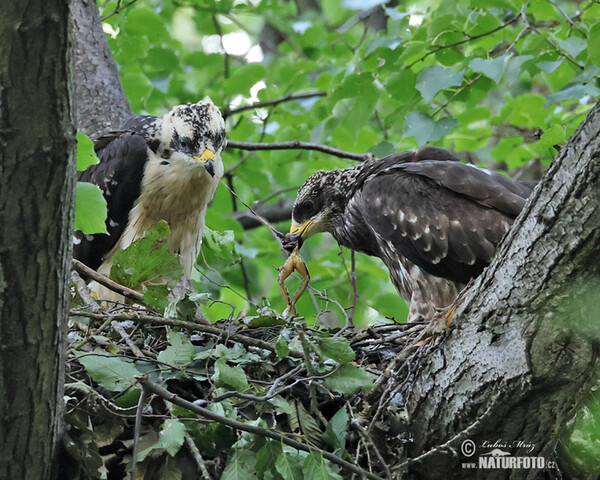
[288,147,534,321]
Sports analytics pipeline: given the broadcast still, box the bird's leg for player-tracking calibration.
[278,247,310,316]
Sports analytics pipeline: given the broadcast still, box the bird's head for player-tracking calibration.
[285,167,361,251]
[159,98,226,177]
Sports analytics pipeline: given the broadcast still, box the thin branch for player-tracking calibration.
[70,310,304,358]
[71,270,102,313]
[547,0,586,35]
[212,15,230,79]
[72,259,145,303]
[226,139,373,162]
[224,91,326,118]
[405,14,520,69]
[184,434,212,479]
[137,376,386,480]
[130,385,148,479]
[101,0,139,20]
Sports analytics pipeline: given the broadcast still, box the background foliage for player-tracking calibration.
[69,0,600,477]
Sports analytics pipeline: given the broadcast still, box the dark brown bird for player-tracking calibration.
[287,147,533,321]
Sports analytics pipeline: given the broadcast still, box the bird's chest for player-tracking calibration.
[139,167,213,224]
[124,159,218,252]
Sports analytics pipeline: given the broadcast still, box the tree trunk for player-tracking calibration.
[0,1,75,479]
[72,0,132,136]
[404,102,600,479]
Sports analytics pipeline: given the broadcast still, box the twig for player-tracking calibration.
[185,433,212,479]
[348,251,358,328]
[224,91,326,118]
[72,259,144,303]
[71,270,102,313]
[112,321,145,358]
[352,419,392,479]
[101,0,139,20]
[137,376,386,480]
[212,15,230,78]
[405,14,520,68]
[70,310,304,358]
[226,139,373,162]
[130,385,148,480]
[547,0,585,35]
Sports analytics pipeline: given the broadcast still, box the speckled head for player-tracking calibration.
[160,98,226,170]
[290,165,362,240]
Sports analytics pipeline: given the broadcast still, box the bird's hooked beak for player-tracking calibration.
[192,148,216,177]
[288,219,313,246]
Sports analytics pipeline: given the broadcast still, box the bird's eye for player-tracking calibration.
[300,200,315,216]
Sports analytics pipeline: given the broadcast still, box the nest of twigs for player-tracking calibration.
[64,293,440,480]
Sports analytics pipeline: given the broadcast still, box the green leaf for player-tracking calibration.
[415,66,464,102]
[275,335,290,359]
[324,364,375,395]
[75,350,140,392]
[404,112,458,145]
[160,419,186,456]
[296,401,322,447]
[211,357,249,390]
[137,419,186,461]
[221,449,258,480]
[535,124,565,152]
[76,131,99,171]
[588,23,600,66]
[315,336,355,364]
[110,221,183,289]
[275,452,304,480]
[194,423,236,457]
[157,456,182,480]
[121,71,153,111]
[256,441,283,477]
[223,64,267,96]
[201,228,241,270]
[157,330,196,367]
[322,406,348,453]
[302,452,342,480]
[74,182,108,234]
[469,56,508,84]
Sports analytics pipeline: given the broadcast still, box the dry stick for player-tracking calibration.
[352,420,392,480]
[226,139,373,162]
[184,433,212,480]
[71,270,102,313]
[72,310,304,359]
[130,385,149,480]
[72,259,145,303]
[137,376,386,480]
[112,321,145,358]
[225,91,327,117]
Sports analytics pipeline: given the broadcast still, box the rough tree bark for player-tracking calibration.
[69,2,600,478]
[405,102,600,479]
[0,2,75,479]
[72,0,132,135]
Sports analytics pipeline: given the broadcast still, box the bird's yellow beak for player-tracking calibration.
[289,219,313,239]
[192,148,215,164]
